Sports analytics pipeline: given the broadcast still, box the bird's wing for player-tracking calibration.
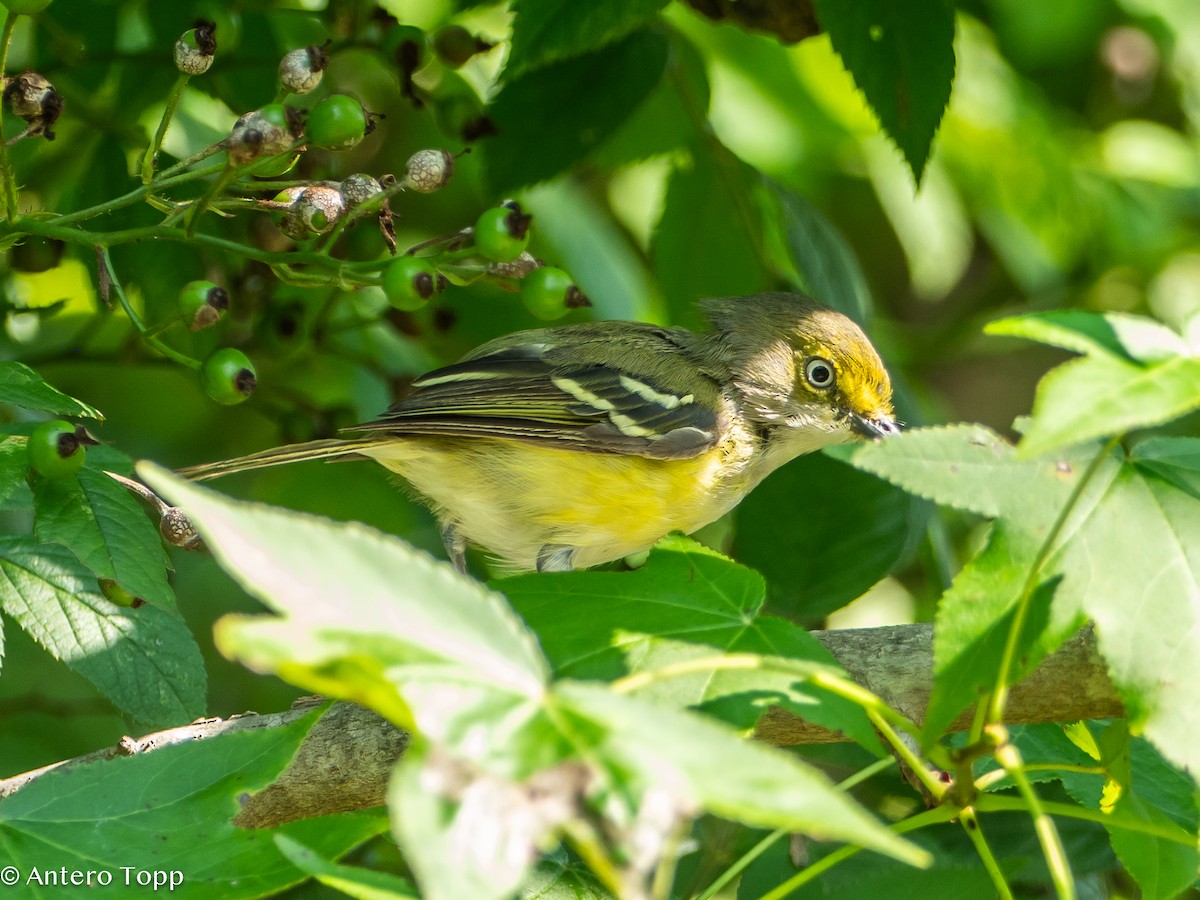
[350,329,721,460]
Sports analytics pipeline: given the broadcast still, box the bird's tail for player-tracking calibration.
[178,437,397,482]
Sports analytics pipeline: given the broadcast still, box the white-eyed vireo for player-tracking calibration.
[182,292,897,573]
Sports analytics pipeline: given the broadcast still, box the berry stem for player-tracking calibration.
[105,471,171,516]
[0,9,20,223]
[429,246,484,263]
[184,163,238,237]
[51,161,225,226]
[4,218,383,285]
[157,140,224,179]
[141,73,190,184]
[96,246,201,370]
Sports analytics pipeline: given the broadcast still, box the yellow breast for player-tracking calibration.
[366,429,760,571]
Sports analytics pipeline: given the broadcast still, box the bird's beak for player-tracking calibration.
[849,411,900,439]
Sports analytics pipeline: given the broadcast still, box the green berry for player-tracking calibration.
[10,236,63,272]
[384,24,428,108]
[178,280,228,331]
[382,24,427,69]
[0,0,53,14]
[100,579,144,609]
[271,186,307,239]
[382,256,441,311]
[27,419,91,479]
[262,301,311,357]
[473,205,531,262]
[428,74,485,140]
[520,267,576,321]
[201,348,257,405]
[272,186,305,207]
[433,25,492,68]
[258,103,290,131]
[306,95,369,151]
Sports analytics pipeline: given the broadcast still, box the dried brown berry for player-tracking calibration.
[279,42,330,94]
[3,70,63,139]
[175,20,217,74]
[403,148,454,193]
[340,173,383,207]
[160,507,202,550]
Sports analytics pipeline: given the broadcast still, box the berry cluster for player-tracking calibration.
[7,9,590,419]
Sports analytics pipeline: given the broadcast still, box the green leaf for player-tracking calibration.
[770,182,873,323]
[34,467,176,609]
[846,427,1092,737]
[738,832,1016,900]
[1124,735,1200,831]
[0,537,205,726]
[498,537,881,750]
[590,32,708,168]
[274,835,418,899]
[734,451,918,620]
[812,0,955,183]
[0,710,386,897]
[393,681,928,900]
[1132,437,1200,500]
[651,146,768,327]
[0,361,104,420]
[975,723,1097,791]
[506,0,668,79]
[851,428,1200,776]
[1052,727,1199,896]
[144,470,925,897]
[1074,443,1200,770]
[847,423,1057,520]
[1108,795,1200,900]
[140,464,550,754]
[521,857,611,899]
[1016,353,1200,458]
[0,436,28,507]
[926,548,1067,739]
[482,29,668,196]
[986,310,1200,457]
[143,469,577,900]
[557,682,931,868]
[987,310,1191,363]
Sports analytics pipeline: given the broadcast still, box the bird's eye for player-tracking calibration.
[803,356,836,390]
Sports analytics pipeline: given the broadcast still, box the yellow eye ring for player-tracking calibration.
[803,356,836,390]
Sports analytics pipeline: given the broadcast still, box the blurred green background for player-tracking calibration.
[1,0,1197,787]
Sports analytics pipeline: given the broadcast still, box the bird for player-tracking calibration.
[180,292,897,574]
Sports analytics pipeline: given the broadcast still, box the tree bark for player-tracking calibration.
[755,623,1121,745]
[0,623,1120,829]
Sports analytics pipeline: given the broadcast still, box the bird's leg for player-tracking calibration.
[536,544,576,573]
[439,521,468,575]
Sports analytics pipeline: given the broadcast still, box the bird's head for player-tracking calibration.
[701,292,898,448]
